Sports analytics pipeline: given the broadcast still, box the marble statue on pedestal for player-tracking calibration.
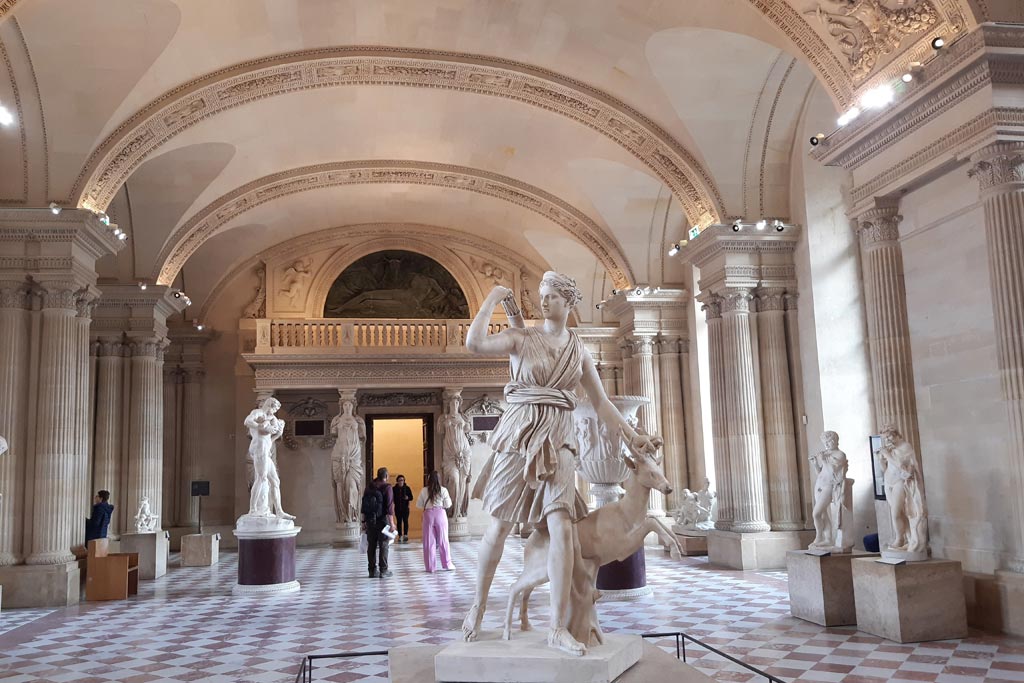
[238,397,295,530]
[134,495,159,533]
[808,431,854,552]
[330,398,365,524]
[460,273,661,657]
[438,392,472,518]
[675,477,716,532]
[877,424,928,560]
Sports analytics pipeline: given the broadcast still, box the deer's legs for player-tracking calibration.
[644,517,684,559]
[463,516,513,641]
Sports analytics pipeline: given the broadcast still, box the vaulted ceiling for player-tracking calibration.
[0,0,986,311]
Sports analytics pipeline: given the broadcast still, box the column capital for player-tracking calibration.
[756,288,787,312]
[129,337,164,358]
[721,288,753,314]
[631,336,655,355]
[0,282,30,310]
[854,198,902,247]
[36,283,80,311]
[784,292,799,311]
[699,293,723,321]
[656,335,685,355]
[969,142,1024,195]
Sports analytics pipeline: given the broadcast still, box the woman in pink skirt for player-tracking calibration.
[416,470,455,572]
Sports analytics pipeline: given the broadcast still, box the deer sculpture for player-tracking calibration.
[503,439,684,643]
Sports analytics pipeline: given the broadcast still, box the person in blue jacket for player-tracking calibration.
[85,490,114,543]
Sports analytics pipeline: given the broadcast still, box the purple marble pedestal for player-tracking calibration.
[597,548,652,600]
[232,523,301,595]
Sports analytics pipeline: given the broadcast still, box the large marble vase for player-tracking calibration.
[575,395,651,599]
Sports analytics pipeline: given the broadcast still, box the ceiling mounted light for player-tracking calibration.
[809,136,820,146]
[931,36,945,49]
[860,85,894,110]
[117,233,127,241]
[0,105,13,127]
[667,243,680,257]
[196,323,204,331]
[755,219,767,230]
[837,107,861,127]
[173,291,182,299]
[48,202,61,215]
[773,219,785,232]
[902,73,914,83]
[138,282,147,290]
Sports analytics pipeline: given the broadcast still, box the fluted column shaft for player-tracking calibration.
[757,291,803,530]
[720,290,771,533]
[632,336,665,516]
[162,368,180,526]
[27,288,85,565]
[656,336,688,509]
[126,339,165,529]
[970,144,1024,571]
[179,369,203,526]
[703,296,734,530]
[0,286,29,565]
[857,205,921,453]
[75,301,93,537]
[92,339,124,537]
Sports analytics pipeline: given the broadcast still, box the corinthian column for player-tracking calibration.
[720,289,770,533]
[126,338,166,529]
[26,286,85,565]
[656,336,688,508]
[92,338,124,537]
[178,368,204,527]
[0,284,29,565]
[702,295,733,530]
[856,200,921,453]
[970,143,1024,571]
[632,336,666,517]
[75,297,94,536]
[757,290,803,530]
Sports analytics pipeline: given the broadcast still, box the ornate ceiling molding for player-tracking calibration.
[153,160,636,289]
[0,1,21,24]
[70,47,724,226]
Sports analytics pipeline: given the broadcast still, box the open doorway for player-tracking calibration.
[366,414,433,541]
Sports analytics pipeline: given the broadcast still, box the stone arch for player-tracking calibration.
[306,237,485,319]
[69,47,724,226]
[153,160,636,290]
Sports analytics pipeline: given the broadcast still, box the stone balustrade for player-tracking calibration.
[252,318,513,354]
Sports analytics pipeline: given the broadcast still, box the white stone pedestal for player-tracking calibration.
[671,525,708,556]
[181,533,220,566]
[0,562,80,608]
[708,529,815,570]
[433,631,641,683]
[450,516,470,541]
[787,550,878,626]
[120,530,169,580]
[332,522,360,547]
[391,639,712,683]
[852,558,968,642]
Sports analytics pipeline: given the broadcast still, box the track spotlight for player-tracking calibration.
[731,220,742,232]
[595,303,603,310]
[173,291,182,299]
[611,289,619,296]
[902,73,914,83]
[755,219,767,230]
[774,220,785,232]
[49,202,61,215]
[668,243,680,257]
[117,233,127,241]
[196,323,204,331]
[931,36,945,49]
[809,136,819,146]
[138,282,147,291]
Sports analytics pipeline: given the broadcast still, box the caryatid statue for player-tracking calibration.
[438,391,472,518]
[242,397,294,522]
[877,424,928,557]
[808,431,854,552]
[330,397,365,524]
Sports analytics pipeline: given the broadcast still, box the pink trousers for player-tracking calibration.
[422,507,454,572]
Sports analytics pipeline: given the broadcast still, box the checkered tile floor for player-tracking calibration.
[0,540,1022,682]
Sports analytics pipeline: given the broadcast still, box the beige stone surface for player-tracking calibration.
[0,562,79,608]
[394,637,711,683]
[788,550,878,626]
[181,533,220,567]
[120,531,169,580]
[708,530,814,570]
[852,558,968,643]
[674,533,708,556]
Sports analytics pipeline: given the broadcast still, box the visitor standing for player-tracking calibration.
[85,490,114,542]
[392,474,414,543]
[361,467,396,578]
[416,470,454,572]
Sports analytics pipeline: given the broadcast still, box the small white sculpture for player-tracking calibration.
[0,435,7,506]
[675,477,716,531]
[330,398,365,524]
[696,477,717,525]
[438,392,472,518]
[279,259,311,306]
[808,431,854,552]
[134,495,159,533]
[877,424,927,559]
[241,397,295,526]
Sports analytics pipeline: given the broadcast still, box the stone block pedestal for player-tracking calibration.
[597,549,652,600]
[181,533,221,566]
[449,516,470,541]
[671,526,709,556]
[332,522,360,548]
[787,550,878,626]
[708,529,815,570]
[233,523,301,595]
[0,562,80,607]
[852,558,968,642]
[120,531,169,580]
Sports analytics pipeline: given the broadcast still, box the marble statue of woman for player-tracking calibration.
[877,424,928,559]
[242,397,295,524]
[439,393,472,518]
[461,273,661,656]
[330,398,365,524]
[808,431,854,552]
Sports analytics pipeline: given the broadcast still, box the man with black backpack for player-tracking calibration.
[361,466,396,578]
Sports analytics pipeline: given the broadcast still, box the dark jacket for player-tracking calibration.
[85,502,114,542]
[392,484,414,513]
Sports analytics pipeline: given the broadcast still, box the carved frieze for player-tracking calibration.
[359,391,439,407]
[241,265,267,319]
